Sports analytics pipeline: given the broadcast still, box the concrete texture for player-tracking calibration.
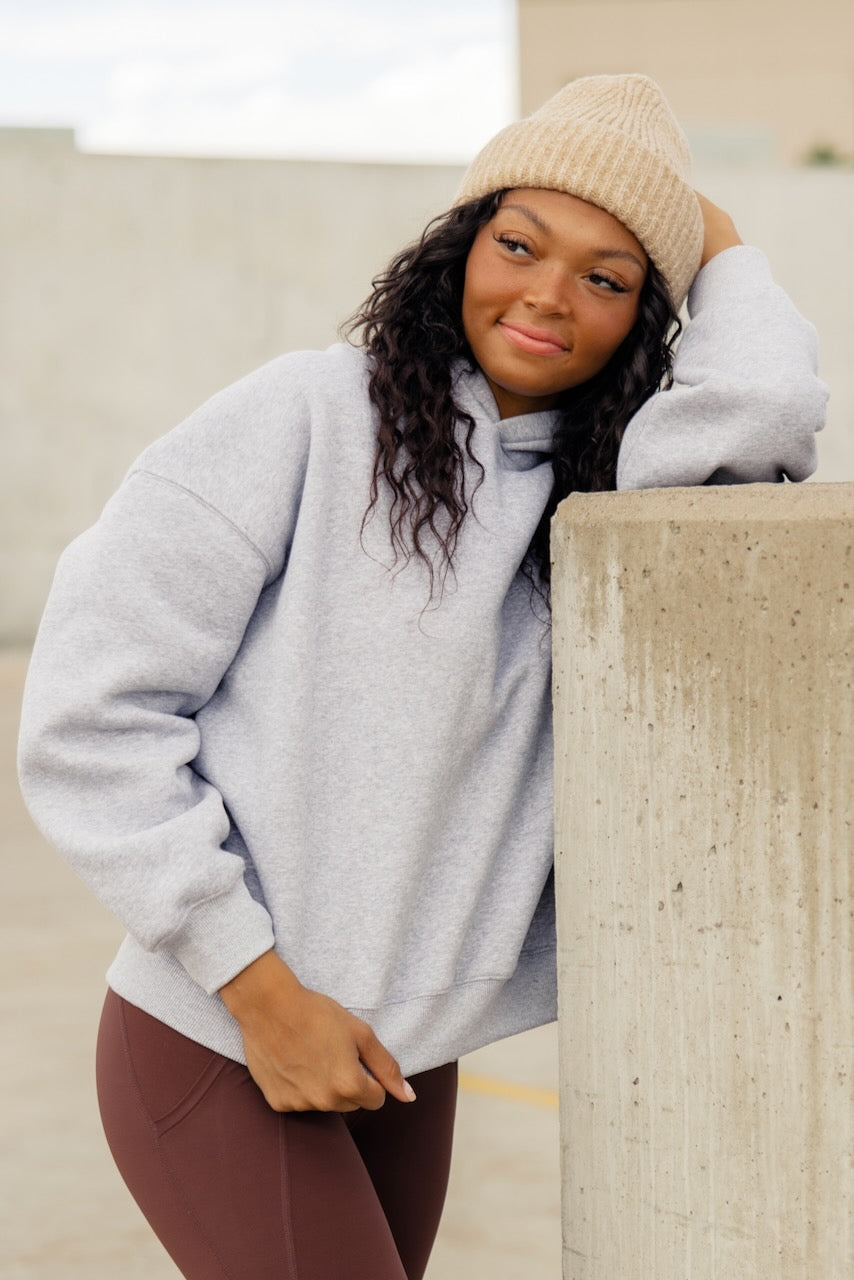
[551,484,853,1279]
[0,651,560,1280]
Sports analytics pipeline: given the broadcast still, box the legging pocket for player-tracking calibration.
[114,991,231,1132]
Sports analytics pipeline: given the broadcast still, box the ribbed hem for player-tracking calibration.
[457,116,702,309]
[687,244,771,318]
[106,937,557,1078]
[164,884,275,994]
[456,101,703,308]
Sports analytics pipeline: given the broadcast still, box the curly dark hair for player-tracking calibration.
[346,191,681,596]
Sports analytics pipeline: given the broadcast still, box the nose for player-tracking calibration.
[522,262,574,316]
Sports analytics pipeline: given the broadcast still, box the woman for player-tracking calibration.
[18,74,825,1278]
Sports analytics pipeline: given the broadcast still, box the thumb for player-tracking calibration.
[357,1026,417,1104]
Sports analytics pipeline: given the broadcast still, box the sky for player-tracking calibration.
[0,0,517,163]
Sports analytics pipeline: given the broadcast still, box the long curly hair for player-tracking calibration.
[346,191,681,596]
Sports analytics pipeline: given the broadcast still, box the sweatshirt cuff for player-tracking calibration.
[687,244,772,317]
[165,883,276,994]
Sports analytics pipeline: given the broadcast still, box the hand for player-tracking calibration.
[696,192,743,268]
[219,950,416,1112]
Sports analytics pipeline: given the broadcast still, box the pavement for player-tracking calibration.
[0,649,561,1279]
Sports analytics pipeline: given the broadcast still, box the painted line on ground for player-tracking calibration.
[458,1071,559,1110]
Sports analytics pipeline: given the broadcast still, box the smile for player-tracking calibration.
[498,321,569,357]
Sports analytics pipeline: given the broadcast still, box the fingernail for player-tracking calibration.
[403,1080,417,1102]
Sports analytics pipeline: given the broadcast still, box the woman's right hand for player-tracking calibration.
[219,950,416,1112]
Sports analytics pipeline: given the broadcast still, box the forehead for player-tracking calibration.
[495,187,647,262]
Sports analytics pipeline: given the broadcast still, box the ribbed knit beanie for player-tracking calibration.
[456,73,703,309]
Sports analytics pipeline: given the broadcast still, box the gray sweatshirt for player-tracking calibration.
[18,247,826,1076]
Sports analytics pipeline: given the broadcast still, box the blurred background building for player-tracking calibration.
[519,0,854,166]
[2,0,852,643]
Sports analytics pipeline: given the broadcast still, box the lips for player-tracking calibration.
[498,320,569,357]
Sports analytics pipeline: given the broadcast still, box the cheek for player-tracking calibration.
[460,282,475,348]
[463,250,495,310]
[568,306,640,386]
[591,302,640,359]
[460,259,482,339]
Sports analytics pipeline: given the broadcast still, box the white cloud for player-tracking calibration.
[80,45,513,162]
[0,1,503,62]
[1,2,339,60]
[108,51,288,104]
[0,0,517,162]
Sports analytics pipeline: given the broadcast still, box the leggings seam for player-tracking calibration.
[277,1115,300,1279]
[116,997,238,1280]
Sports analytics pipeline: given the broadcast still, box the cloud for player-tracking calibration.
[0,1,503,62]
[1,2,344,60]
[108,51,288,104]
[79,36,514,162]
[0,0,516,161]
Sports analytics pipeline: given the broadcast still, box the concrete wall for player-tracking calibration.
[0,129,461,642]
[519,0,854,165]
[2,129,852,642]
[551,484,852,1278]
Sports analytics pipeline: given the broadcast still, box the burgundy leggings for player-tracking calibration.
[96,990,457,1280]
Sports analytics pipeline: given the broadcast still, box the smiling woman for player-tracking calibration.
[462,189,648,417]
[18,72,825,1280]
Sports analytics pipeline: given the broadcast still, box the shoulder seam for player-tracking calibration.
[129,469,274,578]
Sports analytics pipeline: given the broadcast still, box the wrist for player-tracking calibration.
[695,192,743,269]
[219,949,302,1020]
[699,215,743,268]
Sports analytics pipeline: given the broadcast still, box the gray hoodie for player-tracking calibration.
[17,247,826,1076]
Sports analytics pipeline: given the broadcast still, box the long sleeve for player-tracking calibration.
[17,353,316,994]
[616,246,827,490]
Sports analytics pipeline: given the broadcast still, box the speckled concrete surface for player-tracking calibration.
[552,484,853,1280]
[1,650,560,1280]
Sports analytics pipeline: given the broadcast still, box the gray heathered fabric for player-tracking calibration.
[18,247,825,1077]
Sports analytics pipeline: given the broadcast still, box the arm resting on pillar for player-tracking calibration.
[616,246,828,490]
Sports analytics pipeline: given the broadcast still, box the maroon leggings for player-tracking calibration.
[96,990,457,1280]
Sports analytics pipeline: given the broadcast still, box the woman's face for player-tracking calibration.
[462,188,648,419]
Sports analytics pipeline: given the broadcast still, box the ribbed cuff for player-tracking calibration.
[165,884,276,994]
[687,245,771,318]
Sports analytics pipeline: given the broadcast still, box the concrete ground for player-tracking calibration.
[0,650,561,1279]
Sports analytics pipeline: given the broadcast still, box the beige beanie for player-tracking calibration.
[456,73,703,310]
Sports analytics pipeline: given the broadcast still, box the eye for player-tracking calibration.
[587,271,629,294]
[494,233,533,257]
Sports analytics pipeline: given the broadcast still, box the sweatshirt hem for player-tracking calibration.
[106,937,557,1078]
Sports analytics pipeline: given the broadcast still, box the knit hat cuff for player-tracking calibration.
[456,114,703,308]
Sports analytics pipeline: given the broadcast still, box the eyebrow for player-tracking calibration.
[591,247,647,272]
[497,202,646,273]
[499,201,552,234]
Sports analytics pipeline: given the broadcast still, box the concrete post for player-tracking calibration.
[551,483,852,1280]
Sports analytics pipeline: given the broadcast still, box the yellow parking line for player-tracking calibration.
[458,1072,559,1110]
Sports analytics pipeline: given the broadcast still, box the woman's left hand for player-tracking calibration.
[696,192,743,268]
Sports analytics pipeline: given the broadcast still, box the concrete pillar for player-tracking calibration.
[551,483,852,1280]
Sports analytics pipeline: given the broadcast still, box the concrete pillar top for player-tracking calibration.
[553,481,853,529]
